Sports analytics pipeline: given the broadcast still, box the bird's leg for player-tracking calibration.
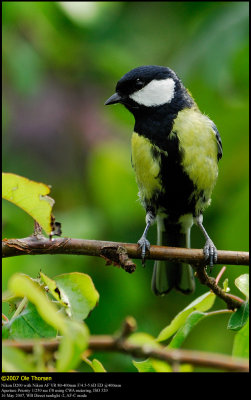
[137,211,155,265]
[196,215,217,267]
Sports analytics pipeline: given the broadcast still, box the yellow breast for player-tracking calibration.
[131,132,162,202]
[173,108,219,198]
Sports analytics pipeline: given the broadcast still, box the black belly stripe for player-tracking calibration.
[158,151,196,219]
[148,133,197,220]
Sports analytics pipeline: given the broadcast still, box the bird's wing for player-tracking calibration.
[212,123,223,161]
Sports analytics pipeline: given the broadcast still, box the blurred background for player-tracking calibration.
[2,1,249,372]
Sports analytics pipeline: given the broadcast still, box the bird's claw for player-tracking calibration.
[203,239,217,268]
[137,236,150,266]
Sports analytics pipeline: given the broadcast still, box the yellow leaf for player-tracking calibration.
[2,172,59,235]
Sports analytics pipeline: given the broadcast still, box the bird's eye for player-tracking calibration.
[135,78,144,88]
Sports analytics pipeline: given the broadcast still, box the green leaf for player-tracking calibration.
[40,271,70,307]
[232,317,249,359]
[2,290,19,303]
[227,302,249,331]
[2,346,37,372]
[83,356,107,372]
[223,278,230,292]
[133,358,193,372]
[8,273,90,372]
[132,358,172,372]
[151,359,173,372]
[8,273,67,333]
[128,332,159,348]
[168,311,206,349]
[2,172,57,235]
[3,302,57,339]
[235,274,249,300]
[53,272,100,321]
[179,364,194,372]
[2,324,10,339]
[132,358,156,372]
[90,359,107,372]
[157,291,216,342]
[56,320,89,372]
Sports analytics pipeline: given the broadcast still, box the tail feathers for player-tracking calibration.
[152,262,195,295]
[151,219,195,296]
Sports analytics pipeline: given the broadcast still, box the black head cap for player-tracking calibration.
[105,65,194,112]
[115,65,178,95]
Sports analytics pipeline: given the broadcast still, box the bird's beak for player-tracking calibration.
[104,92,122,105]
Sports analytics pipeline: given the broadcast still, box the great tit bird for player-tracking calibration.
[105,65,222,295]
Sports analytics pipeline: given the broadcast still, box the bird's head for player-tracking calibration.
[105,65,192,115]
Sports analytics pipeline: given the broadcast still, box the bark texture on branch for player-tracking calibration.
[2,236,249,268]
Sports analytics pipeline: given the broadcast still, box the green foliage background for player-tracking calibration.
[2,1,249,371]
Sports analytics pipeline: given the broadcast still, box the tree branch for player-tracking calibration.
[3,236,248,309]
[2,337,249,372]
[2,236,249,269]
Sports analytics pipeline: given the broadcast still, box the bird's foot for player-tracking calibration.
[137,236,150,266]
[203,239,217,268]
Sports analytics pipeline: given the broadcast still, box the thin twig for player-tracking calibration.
[205,309,233,317]
[194,266,243,310]
[215,266,227,285]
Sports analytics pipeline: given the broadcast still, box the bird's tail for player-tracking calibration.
[151,216,195,295]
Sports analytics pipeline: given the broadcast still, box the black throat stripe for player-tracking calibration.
[134,102,180,150]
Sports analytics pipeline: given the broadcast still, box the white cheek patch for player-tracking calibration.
[129,78,175,107]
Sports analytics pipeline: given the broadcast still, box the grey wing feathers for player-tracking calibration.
[212,123,223,161]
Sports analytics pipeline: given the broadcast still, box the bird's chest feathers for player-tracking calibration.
[173,109,218,192]
[131,132,162,200]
